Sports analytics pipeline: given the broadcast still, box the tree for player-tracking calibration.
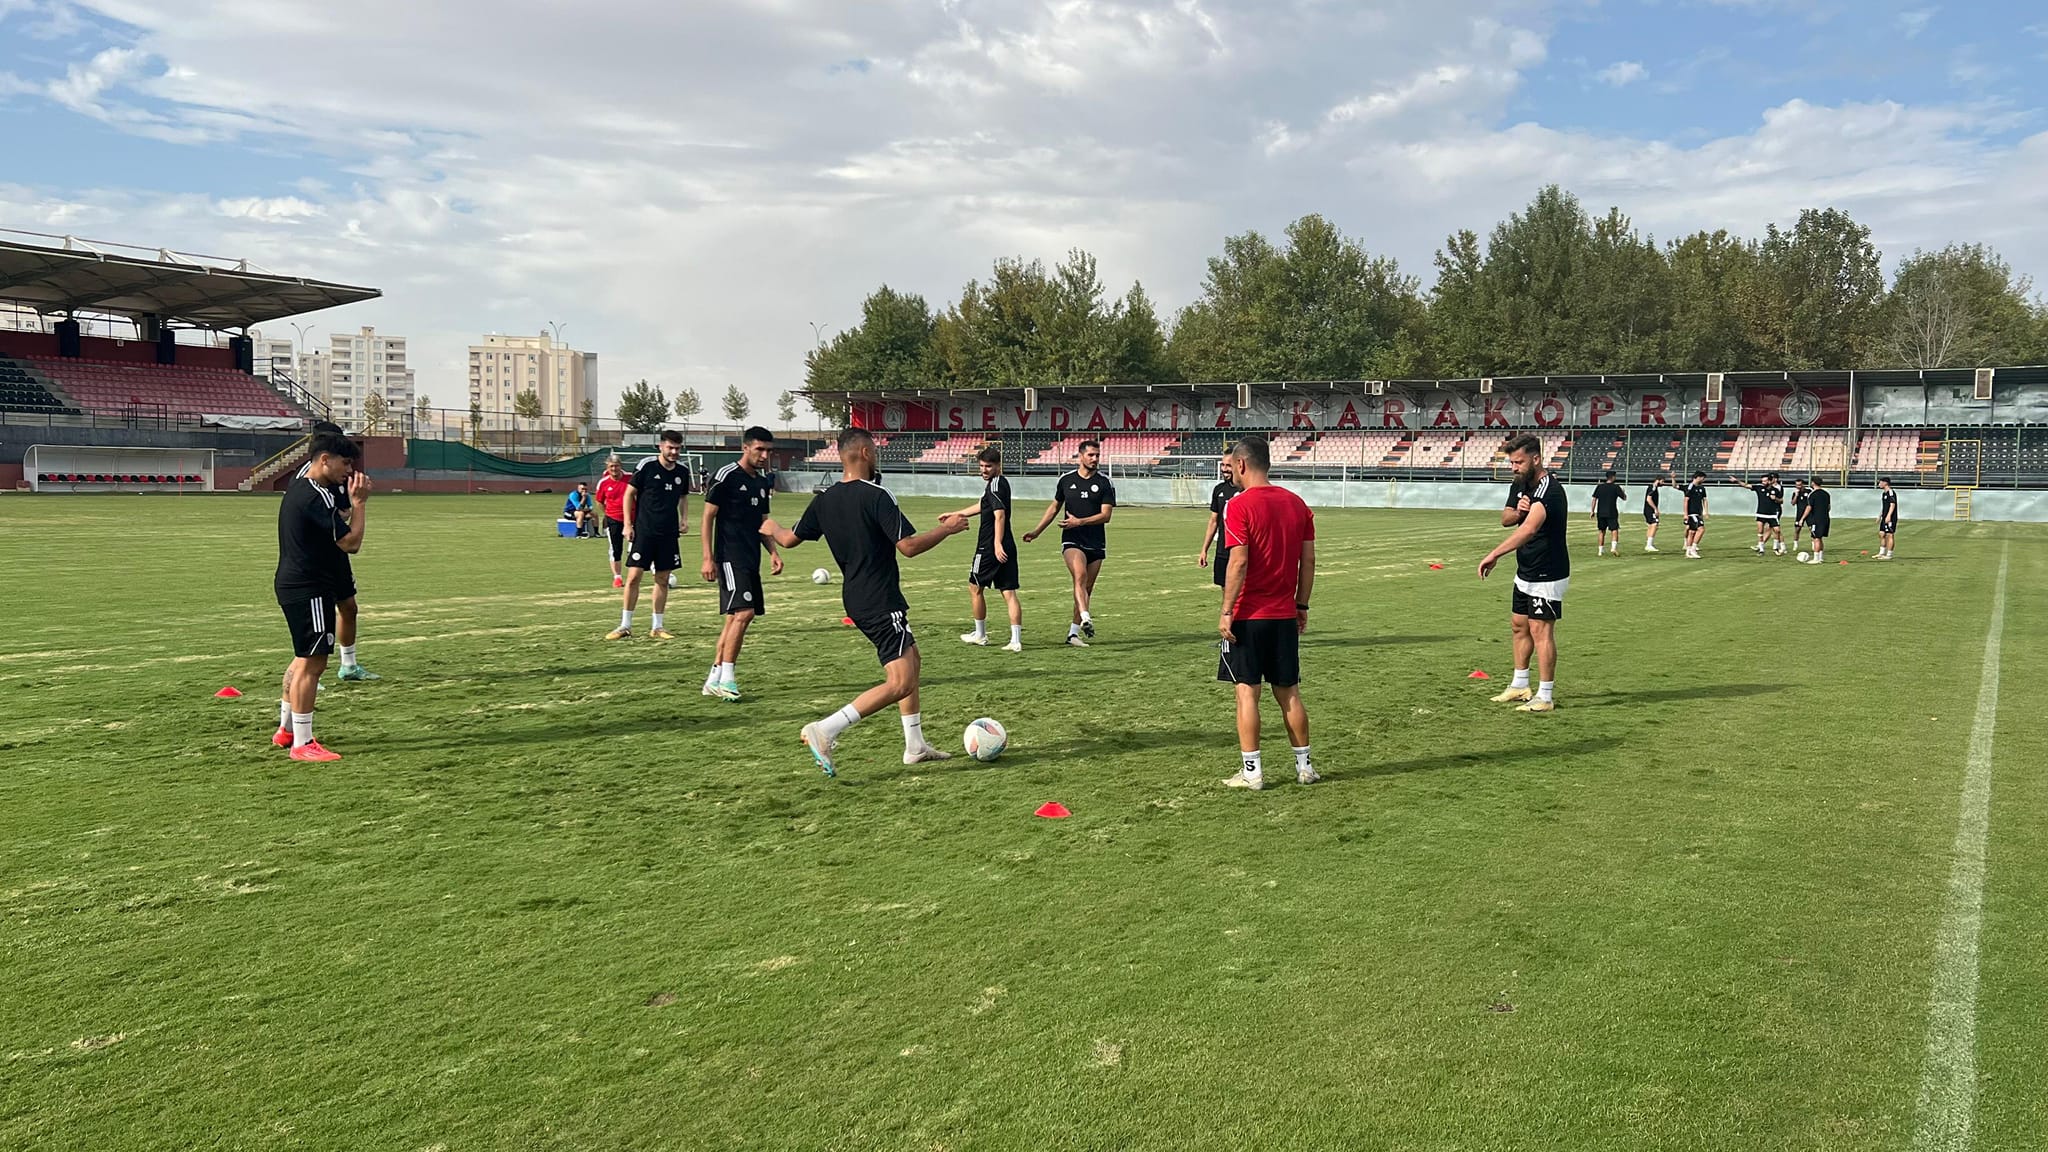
[776,390,798,423]
[513,389,543,444]
[362,392,390,435]
[615,378,668,433]
[468,399,483,445]
[1882,244,2037,368]
[674,387,702,422]
[721,383,751,422]
[1746,207,1886,369]
[1109,283,1177,386]
[1666,230,1763,371]
[413,394,432,435]
[579,397,596,439]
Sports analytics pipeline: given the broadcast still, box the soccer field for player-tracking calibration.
[4,492,2045,1151]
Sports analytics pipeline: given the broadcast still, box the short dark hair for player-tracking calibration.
[1879,476,1892,486]
[659,428,683,446]
[1603,469,1616,479]
[1810,474,1827,486]
[1077,439,1100,454]
[837,427,874,451]
[975,446,1001,465]
[311,419,345,436]
[1230,433,1271,471]
[1691,470,1706,480]
[742,426,774,445]
[309,432,358,462]
[1502,432,1541,459]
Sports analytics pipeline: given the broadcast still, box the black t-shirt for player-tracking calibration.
[1879,489,1898,523]
[794,479,916,621]
[275,476,351,601]
[1794,489,1810,517]
[705,463,772,564]
[1210,479,1238,556]
[1592,482,1625,517]
[1506,474,1571,583]
[977,475,1015,555]
[1644,484,1662,513]
[1806,488,1833,521]
[1055,470,1116,548]
[1754,483,1784,517]
[630,457,691,534]
[1685,481,1708,515]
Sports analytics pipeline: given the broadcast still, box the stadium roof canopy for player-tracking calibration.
[0,230,380,330]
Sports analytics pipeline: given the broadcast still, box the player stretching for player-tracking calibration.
[596,455,629,587]
[1198,453,1239,603]
[607,429,690,640]
[1798,475,1833,563]
[949,446,1023,652]
[1023,440,1115,647]
[1877,477,1898,559]
[296,421,378,681]
[1730,472,1787,555]
[1589,470,1626,556]
[1642,475,1667,552]
[1478,433,1569,713]
[699,426,783,700]
[761,428,969,775]
[1789,479,1812,553]
[272,432,368,761]
[1682,470,1709,558]
[1215,435,1318,790]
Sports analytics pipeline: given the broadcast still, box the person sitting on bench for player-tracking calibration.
[563,484,596,536]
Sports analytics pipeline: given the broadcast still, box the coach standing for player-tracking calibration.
[1216,434,1318,791]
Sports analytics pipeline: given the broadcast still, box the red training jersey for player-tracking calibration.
[1223,484,1315,620]
[596,476,628,521]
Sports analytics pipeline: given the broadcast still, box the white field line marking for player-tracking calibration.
[1913,542,2008,1152]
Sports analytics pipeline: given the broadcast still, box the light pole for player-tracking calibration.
[807,323,832,433]
[544,321,569,447]
[289,322,318,419]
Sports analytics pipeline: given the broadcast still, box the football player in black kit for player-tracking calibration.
[1682,470,1710,559]
[943,446,1024,651]
[1478,433,1570,713]
[271,432,369,761]
[1198,452,1239,605]
[1023,439,1116,647]
[1877,477,1899,559]
[1589,470,1626,556]
[1729,471,1787,556]
[1642,475,1668,552]
[1797,475,1833,564]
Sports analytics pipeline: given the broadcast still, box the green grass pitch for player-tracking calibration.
[4,492,2046,1151]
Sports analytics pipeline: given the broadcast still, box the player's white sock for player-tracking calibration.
[338,644,357,665]
[279,698,291,728]
[818,703,862,742]
[1010,625,1022,646]
[291,711,315,748]
[1080,611,1092,625]
[1292,746,1312,774]
[971,619,986,639]
[619,610,633,631]
[650,612,665,631]
[1240,750,1262,781]
[717,662,735,681]
[1537,681,1554,703]
[1511,669,1530,689]
[1068,623,1081,639]
[901,712,925,752]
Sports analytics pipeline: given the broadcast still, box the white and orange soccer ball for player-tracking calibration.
[963,717,1007,762]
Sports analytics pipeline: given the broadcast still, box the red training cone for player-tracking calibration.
[1469,670,1490,680]
[1839,559,1849,566]
[1428,563,1445,570]
[1035,802,1070,819]
[841,616,855,626]
[214,686,242,698]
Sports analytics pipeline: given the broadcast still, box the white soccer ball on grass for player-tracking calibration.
[963,717,1007,762]
[1795,551,1810,564]
[811,568,832,585]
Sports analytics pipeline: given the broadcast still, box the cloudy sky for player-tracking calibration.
[1,0,2044,416]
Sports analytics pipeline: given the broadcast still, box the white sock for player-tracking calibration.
[718,662,735,681]
[1241,749,1262,779]
[338,644,356,665]
[650,612,665,631]
[818,703,862,742]
[1537,681,1554,702]
[279,698,291,728]
[291,711,314,748]
[619,610,633,630]
[1292,745,1312,774]
[1511,669,1530,689]
[971,619,986,638]
[1010,625,1022,646]
[1080,610,1092,624]
[901,711,925,751]
[1069,623,1081,638]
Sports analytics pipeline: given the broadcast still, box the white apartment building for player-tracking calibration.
[249,326,414,428]
[467,332,594,431]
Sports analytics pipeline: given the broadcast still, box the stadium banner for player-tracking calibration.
[406,440,613,478]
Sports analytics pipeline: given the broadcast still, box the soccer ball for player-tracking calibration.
[811,568,832,585]
[963,717,1007,762]
[1796,551,1810,564]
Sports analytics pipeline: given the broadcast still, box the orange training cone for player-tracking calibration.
[214,686,243,698]
[1469,670,1490,680]
[1839,559,1849,566]
[1428,563,1445,570]
[1035,802,1070,819]
[841,616,855,626]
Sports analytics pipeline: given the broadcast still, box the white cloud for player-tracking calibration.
[1597,60,1647,87]
[1896,8,1935,39]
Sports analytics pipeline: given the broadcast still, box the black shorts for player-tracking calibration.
[1880,519,1897,533]
[1212,547,1231,588]
[969,550,1019,591]
[626,532,682,573]
[1061,539,1106,564]
[1685,514,1705,530]
[1596,512,1620,532]
[852,610,916,668]
[1511,586,1565,622]
[1217,618,1300,688]
[717,558,764,616]
[1643,509,1659,525]
[604,518,625,562]
[1808,520,1830,540]
[280,593,340,658]
[1756,515,1779,527]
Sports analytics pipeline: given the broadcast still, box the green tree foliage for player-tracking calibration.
[1880,244,2038,368]
[721,383,751,422]
[674,388,702,422]
[614,379,668,434]
[413,394,432,431]
[512,389,543,430]
[1745,208,1887,370]
[1665,231,1763,371]
[776,390,798,423]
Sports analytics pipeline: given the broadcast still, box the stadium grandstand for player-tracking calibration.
[800,367,2048,520]
[0,229,378,492]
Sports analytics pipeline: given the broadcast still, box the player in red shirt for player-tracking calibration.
[594,455,631,588]
[1216,434,1317,790]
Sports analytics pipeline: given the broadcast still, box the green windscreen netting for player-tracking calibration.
[406,441,614,478]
